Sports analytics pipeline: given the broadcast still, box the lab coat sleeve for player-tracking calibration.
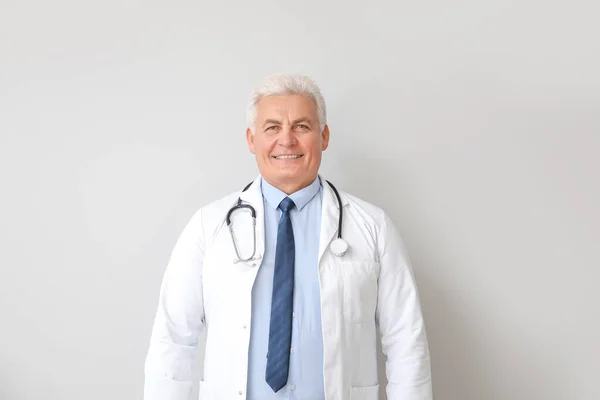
[376,212,433,400]
[144,208,207,400]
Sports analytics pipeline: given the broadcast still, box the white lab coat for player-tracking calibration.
[144,175,432,400]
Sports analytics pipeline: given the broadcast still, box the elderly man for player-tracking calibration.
[144,74,432,400]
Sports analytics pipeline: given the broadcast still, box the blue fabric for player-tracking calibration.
[265,197,296,392]
[247,176,325,400]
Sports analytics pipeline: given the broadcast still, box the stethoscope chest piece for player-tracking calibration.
[330,238,348,257]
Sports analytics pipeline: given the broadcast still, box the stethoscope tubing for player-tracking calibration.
[226,179,345,262]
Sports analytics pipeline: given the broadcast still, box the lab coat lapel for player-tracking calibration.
[318,176,348,264]
[237,175,266,262]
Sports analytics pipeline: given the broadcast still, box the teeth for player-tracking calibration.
[275,155,301,159]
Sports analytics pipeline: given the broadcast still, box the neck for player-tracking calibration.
[264,176,317,195]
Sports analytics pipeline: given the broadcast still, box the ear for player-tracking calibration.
[246,128,255,154]
[321,124,330,151]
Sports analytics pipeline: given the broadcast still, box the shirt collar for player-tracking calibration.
[260,176,322,212]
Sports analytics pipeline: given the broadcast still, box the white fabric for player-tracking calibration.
[144,175,433,400]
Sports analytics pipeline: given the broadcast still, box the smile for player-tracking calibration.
[273,155,303,159]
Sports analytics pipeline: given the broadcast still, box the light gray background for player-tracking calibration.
[1,1,599,399]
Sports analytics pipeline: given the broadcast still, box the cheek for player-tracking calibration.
[306,139,323,158]
[265,141,277,155]
[255,138,273,155]
[300,136,320,150]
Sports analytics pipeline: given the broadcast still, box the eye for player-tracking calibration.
[265,125,279,132]
[295,124,309,131]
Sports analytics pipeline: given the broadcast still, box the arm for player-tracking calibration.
[144,208,206,400]
[376,212,433,400]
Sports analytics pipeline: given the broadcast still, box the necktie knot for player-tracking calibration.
[278,197,295,213]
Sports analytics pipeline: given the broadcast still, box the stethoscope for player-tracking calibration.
[226,180,349,263]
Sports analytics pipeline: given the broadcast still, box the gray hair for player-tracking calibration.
[246,73,327,133]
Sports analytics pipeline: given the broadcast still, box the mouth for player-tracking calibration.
[272,154,304,160]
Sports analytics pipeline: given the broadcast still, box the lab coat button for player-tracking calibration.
[255,254,262,260]
[290,347,295,354]
[238,390,243,395]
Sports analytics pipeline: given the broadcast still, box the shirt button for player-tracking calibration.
[290,384,296,391]
[292,312,295,318]
[290,347,295,354]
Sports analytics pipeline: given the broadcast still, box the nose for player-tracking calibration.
[278,126,297,147]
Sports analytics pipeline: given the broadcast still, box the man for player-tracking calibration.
[144,74,432,400]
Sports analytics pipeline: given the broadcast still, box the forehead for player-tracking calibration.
[255,95,318,120]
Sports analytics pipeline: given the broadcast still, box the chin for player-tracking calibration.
[274,171,301,180]
[269,170,303,181]
[269,164,301,175]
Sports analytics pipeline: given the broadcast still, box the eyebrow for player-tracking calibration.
[291,118,313,125]
[262,117,313,127]
[262,119,282,128]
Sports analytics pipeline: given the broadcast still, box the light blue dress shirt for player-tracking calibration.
[246,176,325,400]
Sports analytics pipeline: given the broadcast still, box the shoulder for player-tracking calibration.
[336,189,407,256]
[193,189,240,237]
[200,190,240,216]
[177,189,239,245]
[338,189,388,228]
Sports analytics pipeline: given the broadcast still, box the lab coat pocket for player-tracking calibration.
[341,261,379,323]
[349,383,380,400]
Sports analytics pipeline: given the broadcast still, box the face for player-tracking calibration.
[246,95,330,194]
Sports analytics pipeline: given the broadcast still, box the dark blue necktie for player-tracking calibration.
[265,197,296,393]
